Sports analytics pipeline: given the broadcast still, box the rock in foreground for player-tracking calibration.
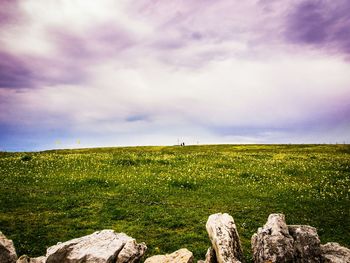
[288,225,321,263]
[203,247,217,263]
[251,214,350,263]
[117,239,147,263]
[16,255,46,263]
[321,242,350,263]
[206,213,243,263]
[144,248,194,263]
[251,214,294,263]
[46,229,146,263]
[0,231,18,263]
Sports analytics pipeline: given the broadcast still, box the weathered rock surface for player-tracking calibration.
[45,229,146,263]
[321,242,350,263]
[251,214,294,263]
[0,231,18,263]
[5,213,350,263]
[116,239,147,263]
[204,247,217,263]
[206,213,243,263]
[144,248,194,263]
[288,225,321,263]
[16,255,46,263]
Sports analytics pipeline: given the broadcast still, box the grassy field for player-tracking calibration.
[0,144,349,261]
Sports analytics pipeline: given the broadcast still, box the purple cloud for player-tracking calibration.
[0,50,88,89]
[286,0,350,55]
[0,52,34,89]
[49,24,136,61]
[0,0,23,25]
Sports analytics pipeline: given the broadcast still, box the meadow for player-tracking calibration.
[0,144,349,262]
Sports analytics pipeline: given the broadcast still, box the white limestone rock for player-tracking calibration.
[251,214,294,263]
[0,231,18,263]
[16,255,46,263]
[116,239,147,263]
[321,242,350,263]
[288,225,321,263]
[45,230,146,263]
[144,248,194,263]
[204,247,217,263]
[206,213,243,263]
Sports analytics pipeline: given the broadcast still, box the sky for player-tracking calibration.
[0,0,350,151]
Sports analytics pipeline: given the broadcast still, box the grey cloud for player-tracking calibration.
[286,0,350,55]
[0,49,88,89]
[0,51,35,89]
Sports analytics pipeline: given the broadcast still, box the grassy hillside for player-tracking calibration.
[0,144,349,261]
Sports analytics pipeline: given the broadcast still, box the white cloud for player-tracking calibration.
[3,51,349,132]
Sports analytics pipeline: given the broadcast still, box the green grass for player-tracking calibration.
[0,144,349,262]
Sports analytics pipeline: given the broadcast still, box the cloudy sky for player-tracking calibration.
[1,0,350,151]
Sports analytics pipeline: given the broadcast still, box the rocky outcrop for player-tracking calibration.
[206,213,243,263]
[251,214,294,263]
[251,214,350,263]
[288,225,321,262]
[16,255,46,263]
[204,247,217,263]
[3,213,350,263]
[116,239,147,263]
[321,242,350,263]
[144,248,194,263]
[0,231,18,263]
[45,230,146,263]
